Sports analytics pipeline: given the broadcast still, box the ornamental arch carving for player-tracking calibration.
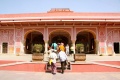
[24,29,44,39]
[75,29,97,54]
[76,29,96,39]
[24,29,44,54]
[48,29,72,45]
[107,29,120,44]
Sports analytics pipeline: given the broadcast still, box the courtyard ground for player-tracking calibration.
[0,53,120,80]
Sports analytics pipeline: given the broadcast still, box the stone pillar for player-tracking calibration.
[45,41,48,54]
[71,40,75,54]
[94,39,99,54]
[20,41,25,54]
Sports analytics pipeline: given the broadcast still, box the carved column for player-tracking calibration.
[44,41,48,54]
[44,26,48,54]
[94,39,99,54]
[71,40,76,54]
[71,26,76,54]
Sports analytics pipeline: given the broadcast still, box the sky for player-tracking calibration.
[0,0,120,14]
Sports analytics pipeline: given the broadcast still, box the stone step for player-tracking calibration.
[45,62,71,72]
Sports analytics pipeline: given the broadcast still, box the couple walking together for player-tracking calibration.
[48,44,68,74]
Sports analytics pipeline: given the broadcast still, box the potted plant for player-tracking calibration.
[32,44,44,61]
[76,43,84,53]
[74,43,86,61]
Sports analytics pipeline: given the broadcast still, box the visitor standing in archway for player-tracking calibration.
[70,44,74,56]
[59,42,65,52]
[65,44,69,55]
[51,41,58,50]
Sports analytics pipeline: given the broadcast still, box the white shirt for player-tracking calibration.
[47,49,52,54]
[49,52,57,63]
[58,51,68,62]
[66,45,69,50]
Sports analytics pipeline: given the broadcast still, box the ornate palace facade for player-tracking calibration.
[0,8,120,55]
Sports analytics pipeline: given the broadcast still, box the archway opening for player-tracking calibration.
[52,35,68,45]
[76,31,96,54]
[2,42,8,53]
[49,30,71,47]
[114,42,120,54]
[24,31,44,54]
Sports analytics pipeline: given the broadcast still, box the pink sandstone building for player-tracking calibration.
[0,8,120,55]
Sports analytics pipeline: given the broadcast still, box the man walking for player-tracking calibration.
[58,49,68,74]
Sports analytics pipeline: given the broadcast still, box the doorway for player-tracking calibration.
[76,31,96,54]
[2,43,8,53]
[49,30,71,46]
[24,31,44,54]
[114,42,119,53]
[51,35,68,45]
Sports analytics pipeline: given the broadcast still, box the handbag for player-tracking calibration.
[65,60,69,66]
[49,59,53,65]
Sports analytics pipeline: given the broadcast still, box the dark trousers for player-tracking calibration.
[61,60,66,73]
[51,62,56,74]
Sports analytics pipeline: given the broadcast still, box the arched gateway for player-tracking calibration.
[49,30,71,47]
[24,31,44,54]
[76,30,97,54]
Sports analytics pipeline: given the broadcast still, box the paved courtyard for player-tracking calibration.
[0,53,120,80]
[0,71,120,80]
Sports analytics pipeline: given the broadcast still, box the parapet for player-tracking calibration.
[47,8,73,13]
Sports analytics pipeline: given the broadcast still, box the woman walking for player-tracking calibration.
[48,49,58,75]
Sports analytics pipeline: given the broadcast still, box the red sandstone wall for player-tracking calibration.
[0,29,14,53]
[0,25,119,55]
